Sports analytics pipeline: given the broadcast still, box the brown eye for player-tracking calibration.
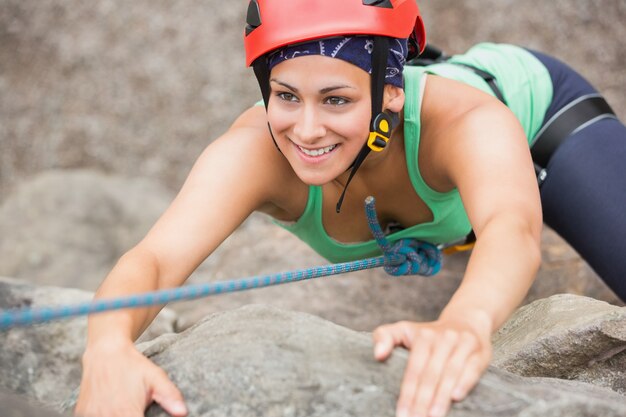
[277,92,298,102]
[325,96,349,106]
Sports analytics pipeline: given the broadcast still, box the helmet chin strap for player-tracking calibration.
[252,55,282,153]
[335,36,392,213]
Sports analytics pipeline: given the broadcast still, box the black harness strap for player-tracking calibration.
[451,63,508,105]
[531,94,616,171]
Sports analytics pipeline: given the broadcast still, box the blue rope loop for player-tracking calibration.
[364,196,442,276]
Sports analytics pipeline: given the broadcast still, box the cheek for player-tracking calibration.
[266,104,288,133]
[267,102,371,144]
[332,109,371,144]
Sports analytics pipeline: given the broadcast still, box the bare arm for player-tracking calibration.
[77,106,295,417]
[374,77,542,417]
[85,111,285,344]
[439,101,542,334]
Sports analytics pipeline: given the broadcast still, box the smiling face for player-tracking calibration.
[267,55,373,185]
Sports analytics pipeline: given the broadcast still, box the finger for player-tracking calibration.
[373,322,413,361]
[411,330,458,417]
[428,333,479,417]
[451,354,487,402]
[372,326,394,360]
[149,369,188,417]
[396,328,434,417]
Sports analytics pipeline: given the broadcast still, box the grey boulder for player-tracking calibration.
[0,390,67,417]
[0,276,177,408]
[493,293,626,395]
[0,170,173,290]
[130,305,626,417]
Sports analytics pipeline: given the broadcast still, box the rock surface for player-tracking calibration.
[70,304,626,417]
[0,170,172,290]
[0,276,177,407]
[1,279,624,416]
[0,390,66,417]
[493,294,626,395]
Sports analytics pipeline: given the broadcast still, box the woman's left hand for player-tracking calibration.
[372,316,492,417]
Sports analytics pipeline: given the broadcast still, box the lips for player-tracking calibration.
[297,144,337,157]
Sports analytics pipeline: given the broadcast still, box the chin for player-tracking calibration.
[295,172,335,186]
[292,166,343,186]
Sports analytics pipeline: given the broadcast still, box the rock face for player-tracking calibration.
[493,294,626,395]
[0,276,177,408]
[98,305,626,417]
[0,170,173,290]
[0,390,67,417]
[1,278,625,417]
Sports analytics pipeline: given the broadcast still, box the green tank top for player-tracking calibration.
[274,43,553,263]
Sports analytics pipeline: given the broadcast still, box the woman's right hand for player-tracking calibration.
[75,341,187,417]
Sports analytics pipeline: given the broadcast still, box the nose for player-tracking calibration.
[292,104,326,144]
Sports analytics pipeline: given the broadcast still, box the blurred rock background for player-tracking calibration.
[0,0,624,325]
[1,0,624,198]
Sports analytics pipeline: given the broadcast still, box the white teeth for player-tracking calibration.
[298,144,336,157]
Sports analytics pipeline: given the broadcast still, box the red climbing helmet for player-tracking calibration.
[244,0,426,66]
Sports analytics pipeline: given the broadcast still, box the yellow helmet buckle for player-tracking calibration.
[367,112,393,152]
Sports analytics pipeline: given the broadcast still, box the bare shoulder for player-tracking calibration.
[194,105,307,220]
[419,75,540,234]
[418,75,526,191]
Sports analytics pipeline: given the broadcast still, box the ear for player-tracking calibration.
[383,84,405,113]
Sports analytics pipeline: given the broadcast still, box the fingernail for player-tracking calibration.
[170,401,188,415]
[375,343,385,357]
[452,388,465,400]
[429,405,445,417]
[396,407,409,417]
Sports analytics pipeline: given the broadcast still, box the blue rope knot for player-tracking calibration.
[382,238,441,276]
[364,196,442,277]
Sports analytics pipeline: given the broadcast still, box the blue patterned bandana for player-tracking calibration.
[268,36,408,88]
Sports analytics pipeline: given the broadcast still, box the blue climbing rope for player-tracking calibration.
[0,197,442,329]
[365,196,442,276]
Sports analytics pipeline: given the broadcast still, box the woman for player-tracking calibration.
[75,1,625,417]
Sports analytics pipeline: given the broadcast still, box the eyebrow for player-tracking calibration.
[270,79,355,94]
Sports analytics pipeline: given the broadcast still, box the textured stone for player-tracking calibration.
[0,390,67,417]
[2,282,625,417]
[493,294,626,395]
[0,170,173,290]
[0,277,177,407]
[61,304,626,417]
